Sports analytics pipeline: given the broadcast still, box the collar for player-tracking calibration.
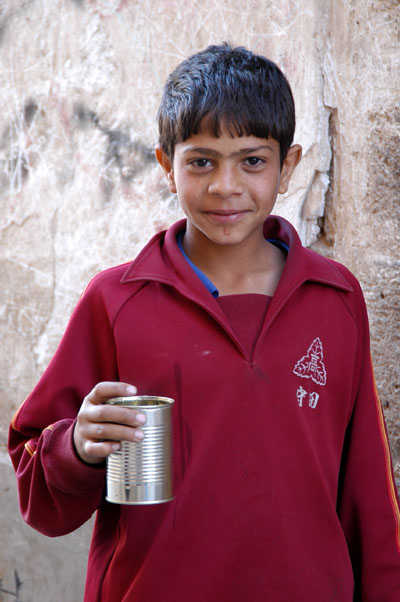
[120,216,353,297]
[176,230,219,297]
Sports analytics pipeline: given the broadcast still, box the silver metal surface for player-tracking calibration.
[105,396,174,505]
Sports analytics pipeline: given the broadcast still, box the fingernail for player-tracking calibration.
[135,430,145,441]
[126,385,137,395]
[136,413,146,425]
[112,443,121,452]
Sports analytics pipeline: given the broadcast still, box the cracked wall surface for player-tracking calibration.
[0,1,399,599]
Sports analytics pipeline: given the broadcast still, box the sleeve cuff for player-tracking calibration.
[42,419,106,497]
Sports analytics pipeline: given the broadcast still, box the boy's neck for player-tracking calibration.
[182,228,286,296]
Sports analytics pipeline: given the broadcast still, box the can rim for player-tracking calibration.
[106,395,174,408]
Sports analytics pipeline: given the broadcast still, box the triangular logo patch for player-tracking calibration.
[293,337,327,386]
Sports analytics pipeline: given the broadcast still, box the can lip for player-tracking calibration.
[106,395,174,408]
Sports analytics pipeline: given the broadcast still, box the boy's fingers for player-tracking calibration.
[75,382,146,465]
[85,420,145,443]
[87,402,146,429]
[86,382,137,405]
[83,440,117,459]
[83,382,147,428]
[83,438,145,460]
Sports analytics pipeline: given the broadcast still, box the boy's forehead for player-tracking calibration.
[176,128,280,154]
[176,115,279,147]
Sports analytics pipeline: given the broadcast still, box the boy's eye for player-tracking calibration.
[190,158,211,168]
[245,156,264,166]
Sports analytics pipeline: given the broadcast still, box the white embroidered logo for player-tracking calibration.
[296,386,320,409]
[293,337,327,386]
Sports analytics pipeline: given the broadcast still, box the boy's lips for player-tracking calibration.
[202,209,250,224]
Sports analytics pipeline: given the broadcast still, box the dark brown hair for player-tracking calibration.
[157,43,296,165]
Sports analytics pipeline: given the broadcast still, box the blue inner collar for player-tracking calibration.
[177,231,219,297]
[177,231,289,298]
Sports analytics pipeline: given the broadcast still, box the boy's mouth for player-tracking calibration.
[203,209,249,223]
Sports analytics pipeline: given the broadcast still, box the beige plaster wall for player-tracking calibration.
[0,1,398,599]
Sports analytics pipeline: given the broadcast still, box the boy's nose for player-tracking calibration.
[208,164,244,198]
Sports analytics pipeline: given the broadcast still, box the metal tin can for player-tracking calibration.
[105,396,174,505]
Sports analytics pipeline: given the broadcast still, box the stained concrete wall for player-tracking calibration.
[0,1,398,600]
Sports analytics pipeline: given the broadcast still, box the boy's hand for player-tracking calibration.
[73,382,146,465]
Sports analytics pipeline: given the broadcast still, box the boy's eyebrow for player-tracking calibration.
[181,145,275,158]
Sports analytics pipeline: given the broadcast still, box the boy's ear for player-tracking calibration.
[155,146,177,194]
[278,144,302,195]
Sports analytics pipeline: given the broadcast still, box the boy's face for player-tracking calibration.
[156,127,301,254]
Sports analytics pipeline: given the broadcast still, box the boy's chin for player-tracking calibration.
[188,223,266,250]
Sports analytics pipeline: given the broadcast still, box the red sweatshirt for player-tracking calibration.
[9,216,400,601]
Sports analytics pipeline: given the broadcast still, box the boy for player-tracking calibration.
[9,43,400,601]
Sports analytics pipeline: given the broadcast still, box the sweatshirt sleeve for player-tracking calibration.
[337,279,400,601]
[8,273,120,537]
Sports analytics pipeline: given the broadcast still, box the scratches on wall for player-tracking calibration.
[0,98,156,201]
[0,569,23,602]
[0,1,34,47]
[73,102,155,200]
[0,98,47,195]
